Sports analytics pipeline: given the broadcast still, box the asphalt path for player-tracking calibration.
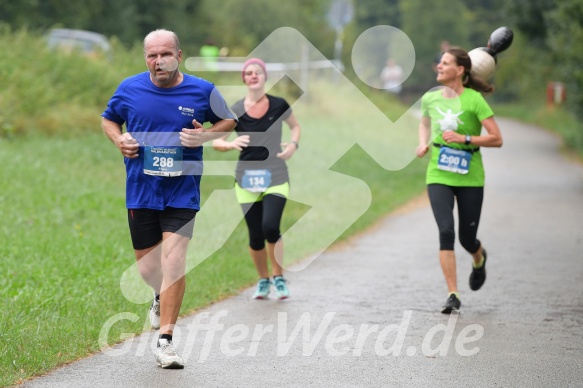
[21,117,583,387]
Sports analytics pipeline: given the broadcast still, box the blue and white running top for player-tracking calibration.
[102,71,235,210]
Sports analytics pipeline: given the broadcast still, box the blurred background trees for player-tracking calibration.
[0,0,581,121]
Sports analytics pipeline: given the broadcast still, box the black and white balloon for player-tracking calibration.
[469,26,514,80]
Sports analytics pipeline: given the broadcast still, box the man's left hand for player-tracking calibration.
[180,119,206,148]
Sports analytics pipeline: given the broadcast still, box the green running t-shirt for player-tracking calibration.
[421,87,494,187]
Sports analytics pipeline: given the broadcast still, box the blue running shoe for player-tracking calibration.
[273,276,290,300]
[252,278,271,299]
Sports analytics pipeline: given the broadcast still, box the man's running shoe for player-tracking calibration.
[155,339,184,369]
[273,276,290,300]
[252,278,271,299]
[149,297,160,330]
[469,248,487,291]
[441,293,461,314]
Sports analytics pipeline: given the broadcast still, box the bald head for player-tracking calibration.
[144,29,180,54]
[143,29,183,88]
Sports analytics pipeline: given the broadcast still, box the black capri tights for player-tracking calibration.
[427,184,483,252]
[240,194,287,251]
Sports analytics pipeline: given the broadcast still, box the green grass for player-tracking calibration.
[4,28,580,387]
[0,26,144,138]
[491,100,583,160]
[0,73,428,385]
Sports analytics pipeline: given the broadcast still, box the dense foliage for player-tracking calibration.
[0,0,582,146]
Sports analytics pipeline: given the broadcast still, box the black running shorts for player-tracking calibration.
[127,207,197,250]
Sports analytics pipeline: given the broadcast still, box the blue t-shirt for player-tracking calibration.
[102,72,235,210]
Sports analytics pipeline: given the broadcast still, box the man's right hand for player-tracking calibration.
[117,132,139,158]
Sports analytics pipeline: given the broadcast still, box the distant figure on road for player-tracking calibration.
[415,47,503,314]
[380,58,404,94]
[199,38,220,72]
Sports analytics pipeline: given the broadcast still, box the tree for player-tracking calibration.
[197,0,334,57]
[503,0,555,45]
[0,0,204,50]
[399,0,470,88]
[354,0,400,29]
[546,0,583,122]
[341,0,401,80]
[463,0,511,49]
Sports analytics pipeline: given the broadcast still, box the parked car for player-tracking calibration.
[46,28,111,58]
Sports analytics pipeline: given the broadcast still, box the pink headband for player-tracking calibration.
[242,58,267,82]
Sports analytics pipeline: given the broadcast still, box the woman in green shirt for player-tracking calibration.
[416,47,503,314]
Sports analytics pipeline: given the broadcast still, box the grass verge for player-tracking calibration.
[0,82,427,386]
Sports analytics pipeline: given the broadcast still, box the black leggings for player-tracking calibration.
[427,184,483,252]
[241,194,287,251]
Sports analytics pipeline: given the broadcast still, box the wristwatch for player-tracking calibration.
[291,141,299,149]
[465,135,471,145]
